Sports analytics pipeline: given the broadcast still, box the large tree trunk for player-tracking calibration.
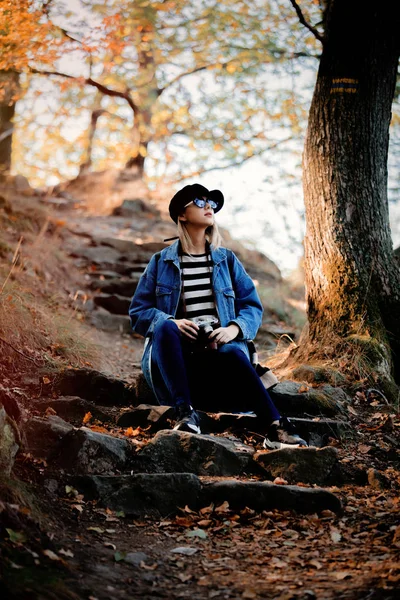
[300,1,400,384]
[0,70,20,175]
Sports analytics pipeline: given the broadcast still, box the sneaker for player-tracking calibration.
[173,404,201,434]
[263,417,308,450]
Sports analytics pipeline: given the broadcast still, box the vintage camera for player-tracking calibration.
[192,316,220,349]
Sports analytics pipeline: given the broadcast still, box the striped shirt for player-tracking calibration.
[180,252,218,320]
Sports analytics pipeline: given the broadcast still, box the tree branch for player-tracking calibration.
[28,68,138,112]
[176,136,294,180]
[288,0,324,44]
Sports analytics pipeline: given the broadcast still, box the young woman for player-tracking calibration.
[128,183,307,449]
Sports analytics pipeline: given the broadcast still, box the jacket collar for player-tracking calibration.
[163,240,227,265]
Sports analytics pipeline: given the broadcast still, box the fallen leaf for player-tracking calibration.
[87,527,104,534]
[59,548,74,558]
[309,559,323,569]
[71,504,83,513]
[171,546,199,556]
[114,551,126,562]
[125,426,142,437]
[43,549,60,561]
[45,406,57,416]
[330,528,342,543]
[6,529,27,544]
[215,501,230,513]
[104,542,117,550]
[197,519,212,528]
[83,411,92,424]
[334,571,352,580]
[186,528,207,539]
[140,561,158,570]
[242,590,257,599]
[358,444,372,454]
[273,477,288,485]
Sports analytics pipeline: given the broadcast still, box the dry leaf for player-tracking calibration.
[83,411,92,424]
[334,571,352,580]
[298,385,309,393]
[215,501,230,513]
[125,426,142,437]
[330,528,342,543]
[71,504,83,513]
[44,407,57,416]
[197,519,212,528]
[273,477,288,485]
[59,548,74,558]
[43,549,60,561]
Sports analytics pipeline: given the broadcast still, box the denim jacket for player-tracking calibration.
[128,240,263,402]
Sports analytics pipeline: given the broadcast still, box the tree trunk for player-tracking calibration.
[79,108,105,176]
[300,1,400,383]
[0,70,20,174]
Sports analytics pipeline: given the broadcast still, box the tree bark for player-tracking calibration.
[301,1,400,381]
[0,70,20,174]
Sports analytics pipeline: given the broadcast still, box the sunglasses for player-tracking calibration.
[185,197,218,210]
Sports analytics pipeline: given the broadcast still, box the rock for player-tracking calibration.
[50,368,137,406]
[268,381,347,417]
[93,293,131,315]
[34,396,113,426]
[116,404,175,430]
[201,479,342,514]
[22,415,74,460]
[89,277,139,297]
[135,373,158,405]
[124,552,149,566]
[201,412,259,434]
[52,427,134,475]
[287,417,353,447]
[136,430,256,476]
[72,473,341,516]
[112,199,160,218]
[255,446,340,485]
[0,406,20,476]
[98,237,144,255]
[0,386,23,422]
[69,245,122,266]
[72,473,202,517]
[90,310,132,334]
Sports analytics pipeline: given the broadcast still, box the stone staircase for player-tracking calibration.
[20,363,361,520]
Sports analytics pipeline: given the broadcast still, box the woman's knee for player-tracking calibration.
[218,344,247,362]
[156,318,179,339]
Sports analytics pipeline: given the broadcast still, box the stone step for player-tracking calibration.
[89,277,139,297]
[93,293,131,315]
[116,404,351,447]
[71,472,342,518]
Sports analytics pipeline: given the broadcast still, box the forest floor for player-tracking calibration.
[0,184,400,600]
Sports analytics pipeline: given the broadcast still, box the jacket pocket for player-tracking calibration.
[156,285,173,296]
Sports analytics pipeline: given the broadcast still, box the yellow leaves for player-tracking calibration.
[226,63,237,74]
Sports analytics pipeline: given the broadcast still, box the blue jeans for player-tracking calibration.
[150,320,280,426]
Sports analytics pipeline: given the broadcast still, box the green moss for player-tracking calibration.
[292,365,347,386]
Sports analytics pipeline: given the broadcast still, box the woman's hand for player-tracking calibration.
[171,318,199,341]
[209,323,240,345]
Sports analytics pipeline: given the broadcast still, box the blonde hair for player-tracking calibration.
[177,219,223,254]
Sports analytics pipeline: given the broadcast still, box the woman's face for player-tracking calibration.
[181,197,215,227]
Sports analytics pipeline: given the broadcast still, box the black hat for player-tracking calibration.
[168,183,224,224]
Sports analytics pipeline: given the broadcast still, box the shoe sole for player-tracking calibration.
[263,440,305,450]
[173,423,201,434]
